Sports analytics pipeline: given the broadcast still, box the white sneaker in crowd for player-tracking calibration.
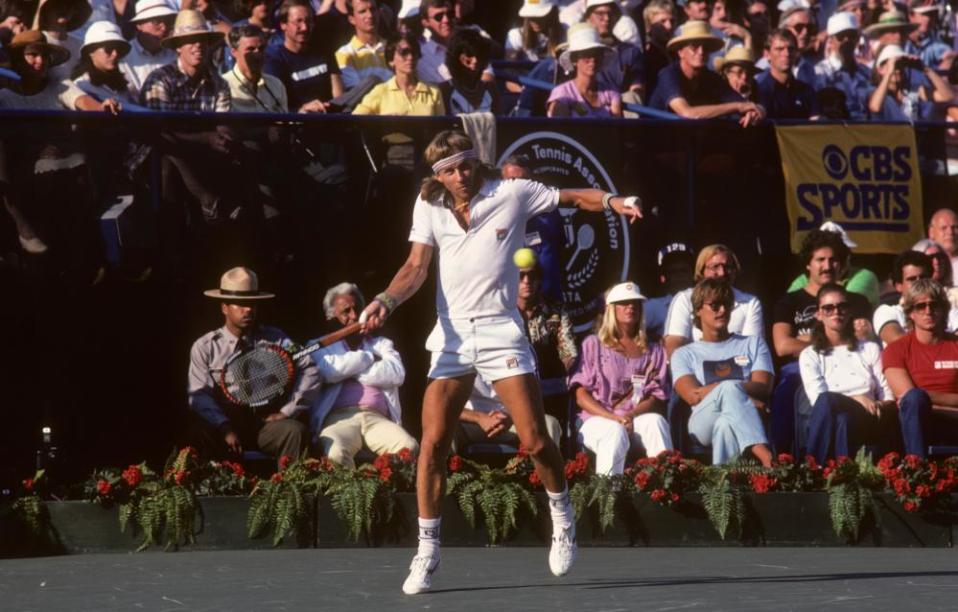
[402,554,440,595]
[549,523,577,577]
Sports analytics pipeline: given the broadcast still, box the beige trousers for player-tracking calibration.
[318,406,419,469]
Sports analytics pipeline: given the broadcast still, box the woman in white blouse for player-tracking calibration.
[800,283,896,462]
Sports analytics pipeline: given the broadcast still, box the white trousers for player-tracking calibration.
[579,413,672,475]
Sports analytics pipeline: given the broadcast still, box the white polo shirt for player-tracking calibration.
[409,178,559,320]
[664,286,765,342]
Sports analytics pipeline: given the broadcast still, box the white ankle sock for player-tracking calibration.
[417,517,441,557]
[547,487,574,531]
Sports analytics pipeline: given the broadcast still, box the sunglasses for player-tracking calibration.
[819,302,849,315]
[704,301,731,312]
[790,23,812,33]
[396,47,418,58]
[429,10,451,21]
[911,301,943,313]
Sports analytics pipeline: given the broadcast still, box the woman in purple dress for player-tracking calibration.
[547,23,621,118]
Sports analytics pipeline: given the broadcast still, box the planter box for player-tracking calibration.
[316,492,417,548]
[631,493,735,547]
[196,497,308,550]
[47,502,138,554]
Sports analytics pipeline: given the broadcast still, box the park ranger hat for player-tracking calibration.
[204,267,275,300]
[519,0,556,18]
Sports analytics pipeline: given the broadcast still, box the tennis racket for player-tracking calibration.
[219,322,363,409]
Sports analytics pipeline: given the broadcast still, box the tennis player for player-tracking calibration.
[360,130,643,594]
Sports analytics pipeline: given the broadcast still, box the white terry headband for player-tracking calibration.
[432,149,478,174]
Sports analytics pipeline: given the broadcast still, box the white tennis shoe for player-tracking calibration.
[402,554,440,595]
[549,523,577,577]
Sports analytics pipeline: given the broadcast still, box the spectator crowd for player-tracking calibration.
[3,0,958,473]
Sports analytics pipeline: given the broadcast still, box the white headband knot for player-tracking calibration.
[432,149,478,174]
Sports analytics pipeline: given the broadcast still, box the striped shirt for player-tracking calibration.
[334,35,392,90]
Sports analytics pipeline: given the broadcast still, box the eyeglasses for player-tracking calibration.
[519,271,539,280]
[705,263,734,272]
[591,9,614,18]
[819,302,849,315]
[396,47,418,58]
[703,301,731,312]
[429,10,451,21]
[903,274,929,283]
[790,23,812,33]
[911,301,943,313]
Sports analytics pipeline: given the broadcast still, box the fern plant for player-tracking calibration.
[446,457,537,544]
[698,466,747,540]
[825,449,883,542]
[118,448,202,551]
[570,474,622,533]
[247,456,335,546]
[325,464,396,542]
[10,469,54,545]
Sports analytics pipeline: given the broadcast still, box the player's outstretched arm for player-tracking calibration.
[558,189,643,224]
[360,241,434,332]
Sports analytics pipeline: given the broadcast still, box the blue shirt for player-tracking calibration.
[599,41,644,92]
[264,43,340,110]
[672,333,774,386]
[755,70,819,119]
[525,210,564,303]
[870,89,938,122]
[907,35,952,69]
[649,63,743,112]
[813,57,871,119]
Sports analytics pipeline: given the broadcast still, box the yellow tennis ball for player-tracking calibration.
[513,248,537,269]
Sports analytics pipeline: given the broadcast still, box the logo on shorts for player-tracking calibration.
[506,356,519,369]
[496,228,507,241]
[498,131,630,334]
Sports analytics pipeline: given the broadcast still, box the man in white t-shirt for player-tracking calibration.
[873,249,958,346]
[663,243,763,358]
[361,129,642,595]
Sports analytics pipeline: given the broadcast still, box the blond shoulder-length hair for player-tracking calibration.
[902,278,949,330]
[420,129,499,204]
[596,292,648,353]
[694,244,740,282]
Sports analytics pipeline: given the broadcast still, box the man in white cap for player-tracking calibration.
[188,267,320,466]
[784,221,880,306]
[649,20,764,124]
[905,0,953,69]
[119,0,176,98]
[814,11,871,119]
[360,128,643,594]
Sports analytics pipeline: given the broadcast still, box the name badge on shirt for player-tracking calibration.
[733,355,750,367]
[291,63,328,82]
[525,231,542,246]
[496,228,507,241]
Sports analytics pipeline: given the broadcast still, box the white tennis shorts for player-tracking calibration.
[425,314,537,381]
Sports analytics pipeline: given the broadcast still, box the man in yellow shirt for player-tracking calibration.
[224,25,289,113]
[334,0,393,90]
[353,32,446,116]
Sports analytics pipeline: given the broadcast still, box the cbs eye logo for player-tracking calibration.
[821,145,848,181]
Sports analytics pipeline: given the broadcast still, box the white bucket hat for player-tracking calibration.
[606,282,646,304]
[398,0,420,19]
[130,0,177,23]
[81,21,131,57]
[586,0,616,7]
[820,221,858,249]
[827,11,859,36]
[519,0,555,18]
[875,43,906,68]
[559,23,610,72]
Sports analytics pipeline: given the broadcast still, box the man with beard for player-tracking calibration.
[770,229,872,453]
[814,11,871,119]
[187,267,320,465]
[119,0,176,98]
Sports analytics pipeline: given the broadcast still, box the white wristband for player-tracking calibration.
[623,196,639,210]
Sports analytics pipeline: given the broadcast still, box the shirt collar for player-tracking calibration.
[133,35,168,58]
[349,35,382,52]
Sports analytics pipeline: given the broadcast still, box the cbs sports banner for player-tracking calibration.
[775,124,924,254]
